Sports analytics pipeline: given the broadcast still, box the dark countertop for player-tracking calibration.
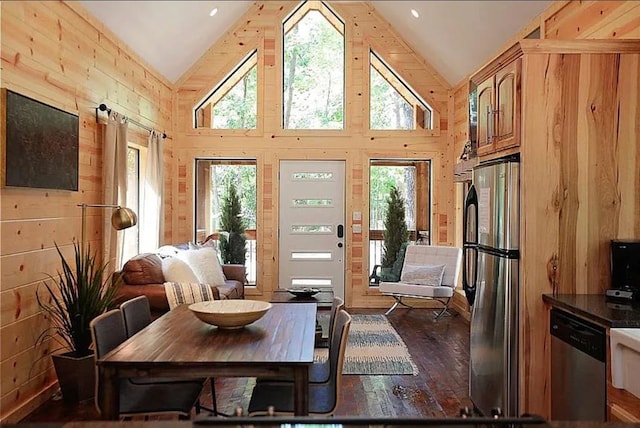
[543,294,640,328]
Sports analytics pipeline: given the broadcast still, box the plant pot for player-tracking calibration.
[52,352,95,403]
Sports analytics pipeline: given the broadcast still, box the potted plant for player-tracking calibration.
[380,185,409,282]
[219,182,247,265]
[37,242,118,403]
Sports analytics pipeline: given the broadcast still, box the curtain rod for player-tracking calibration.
[96,104,168,139]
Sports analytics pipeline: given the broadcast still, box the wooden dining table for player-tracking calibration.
[96,302,317,419]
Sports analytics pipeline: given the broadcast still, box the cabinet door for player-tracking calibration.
[495,58,521,151]
[476,77,495,156]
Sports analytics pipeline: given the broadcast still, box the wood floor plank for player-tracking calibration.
[20,308,472,422]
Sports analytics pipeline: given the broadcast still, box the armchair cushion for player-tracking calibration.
[400,264,445,286]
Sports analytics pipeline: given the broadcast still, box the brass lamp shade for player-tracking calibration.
[111,207,137,230]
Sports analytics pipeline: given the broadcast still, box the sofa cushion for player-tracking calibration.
[122,253,164,285]
[176,247,226,287]
[161,257,200,283]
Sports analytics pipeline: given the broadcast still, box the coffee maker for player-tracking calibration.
[606,239,640,301]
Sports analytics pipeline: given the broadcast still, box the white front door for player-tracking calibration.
[279,160,345,299]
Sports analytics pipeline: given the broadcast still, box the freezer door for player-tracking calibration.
[474,160,519,251]
[469,251,519,417]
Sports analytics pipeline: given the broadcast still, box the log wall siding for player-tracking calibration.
[173,1,454,309]
[0,1,173,422]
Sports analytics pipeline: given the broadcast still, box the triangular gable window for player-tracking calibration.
[282,1,345,130]
[195,50,258,129]
[370,50,432,130]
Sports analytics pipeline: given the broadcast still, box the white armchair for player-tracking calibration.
[379,245,463,319]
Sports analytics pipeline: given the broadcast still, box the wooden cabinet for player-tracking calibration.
[471,47,522,158]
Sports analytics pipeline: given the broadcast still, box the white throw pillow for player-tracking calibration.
[157,245,181,258]
[162,256,199,283]
[401,264,446,286]
[177,247,227,287]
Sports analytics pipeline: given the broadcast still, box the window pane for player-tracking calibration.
[123,147,139,263]
[293,199,332,207]
[292,172,333,180]
[283,10,344,129]
[370,67,413,130]
[291,252,333,260]
[291,225,333,234]
[194,160,258,285]
[213,66,257,129]
[291,278,332,287]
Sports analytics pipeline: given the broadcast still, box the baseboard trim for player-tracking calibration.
[0,381,58,424]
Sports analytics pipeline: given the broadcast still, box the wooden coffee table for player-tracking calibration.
[270,289,334,310]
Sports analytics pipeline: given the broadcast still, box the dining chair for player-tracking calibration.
[310,296,344,384]
[119,296,224,417]
[247,309,352,416]
[90,309,204,419]
[256,296,344,385]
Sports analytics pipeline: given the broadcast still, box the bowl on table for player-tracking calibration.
[189,300,272,329]
[286,287,320,298]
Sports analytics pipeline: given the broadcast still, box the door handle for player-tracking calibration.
[337,224,344,238]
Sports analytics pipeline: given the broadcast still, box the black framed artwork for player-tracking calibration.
[1,89,79,191]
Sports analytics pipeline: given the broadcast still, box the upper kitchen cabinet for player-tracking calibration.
[471,44,523,159]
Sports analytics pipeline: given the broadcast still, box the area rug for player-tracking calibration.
[315,314,419,376]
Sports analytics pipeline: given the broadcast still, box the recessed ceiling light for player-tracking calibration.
[411,9,419,18]
[209,7,218,17]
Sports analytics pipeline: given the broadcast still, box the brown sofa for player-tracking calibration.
[114,252,246,315]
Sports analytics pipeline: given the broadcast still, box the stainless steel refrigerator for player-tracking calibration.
[463,155,520,417]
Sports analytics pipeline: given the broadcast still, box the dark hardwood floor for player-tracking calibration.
[20,308,472,422]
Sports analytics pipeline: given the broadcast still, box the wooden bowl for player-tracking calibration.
[189,300,272,329]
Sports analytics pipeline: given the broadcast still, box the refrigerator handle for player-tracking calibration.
[463,185,478,306]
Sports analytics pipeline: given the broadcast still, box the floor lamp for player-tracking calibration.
[78,203,138,256]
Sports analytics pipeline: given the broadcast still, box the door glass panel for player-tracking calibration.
[291,278,332,287]
[291,252,332,260]
[291,225,333,234]
[293,199,332,207]
[292,172,333,180]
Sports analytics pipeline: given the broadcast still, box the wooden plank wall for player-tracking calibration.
[0,1,173,422]
[173,1,454,309]
[520,44,640,418]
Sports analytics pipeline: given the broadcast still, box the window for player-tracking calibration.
[194,50,258,129]
[369,51,433,130]
[195,159,257,284]
[283,2,344,129]
[123,146,141,263]
[369,160,431,283]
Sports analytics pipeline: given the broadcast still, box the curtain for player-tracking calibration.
[103,111,129,269]
[140,130,164,252]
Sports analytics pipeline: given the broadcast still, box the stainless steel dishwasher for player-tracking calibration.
[550,309,606,421]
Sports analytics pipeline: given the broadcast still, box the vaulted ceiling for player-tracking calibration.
[78,1,553,86]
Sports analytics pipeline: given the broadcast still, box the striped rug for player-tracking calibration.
[315,314,419,376]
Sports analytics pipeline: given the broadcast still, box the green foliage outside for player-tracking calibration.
[213,66,258,129]
[382,185,409,271]
[219,182,248,265]
[370,165,416,231]
[283,10,344,129]
[37,243,118,357]
[207,163,257,232]
[370,66,413,130]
